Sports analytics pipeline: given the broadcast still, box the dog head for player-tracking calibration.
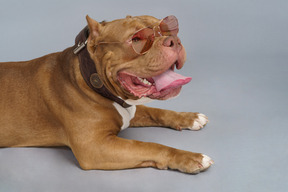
[85,15,191,104]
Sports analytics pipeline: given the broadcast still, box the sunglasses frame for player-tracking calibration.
[95,15,179,55]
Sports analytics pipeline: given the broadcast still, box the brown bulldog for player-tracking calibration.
[0,15,213,174]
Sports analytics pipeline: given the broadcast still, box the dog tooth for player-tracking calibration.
[143,79,151,85]
[137,77,144,82]
[137,77,151,86]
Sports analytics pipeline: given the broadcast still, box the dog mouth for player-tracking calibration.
[117,61,191,100]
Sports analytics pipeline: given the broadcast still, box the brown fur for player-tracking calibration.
[0,15,212,174]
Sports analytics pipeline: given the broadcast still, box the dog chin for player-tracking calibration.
[124,88,181,106]
[148,86,182,100]
[123,86,182,106]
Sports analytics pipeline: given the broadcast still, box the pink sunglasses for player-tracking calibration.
[96,15,179,55]
[130,15,179,54]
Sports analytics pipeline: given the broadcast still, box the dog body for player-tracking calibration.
[0,15,213,173]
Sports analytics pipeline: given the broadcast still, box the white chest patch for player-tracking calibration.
[113,102,136,130]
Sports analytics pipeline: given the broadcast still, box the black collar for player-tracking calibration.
[73,26,131,108]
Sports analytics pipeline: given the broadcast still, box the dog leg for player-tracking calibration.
[70,134,213,174]
[130,105,209,131]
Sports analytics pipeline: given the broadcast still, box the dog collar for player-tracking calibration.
[73,26,131,108]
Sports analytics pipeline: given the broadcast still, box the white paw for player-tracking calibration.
[200,154,214,171]
[190,113,209,130]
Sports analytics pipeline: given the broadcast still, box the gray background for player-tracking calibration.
[0,0,287,191]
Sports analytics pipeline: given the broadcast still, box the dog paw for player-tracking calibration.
[199,154,214,172]
[167,112,209,131]
[190,154,214,174]
[189,113,209,131]
[168,152,214,174]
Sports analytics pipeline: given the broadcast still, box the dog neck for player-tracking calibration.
[73,26,131,108]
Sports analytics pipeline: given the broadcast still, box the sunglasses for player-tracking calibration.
[130,15,179,54]
[97,15,179,55]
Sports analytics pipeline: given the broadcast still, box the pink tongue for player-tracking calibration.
[152,69,192,91]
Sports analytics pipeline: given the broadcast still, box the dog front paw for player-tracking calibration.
[189,113,209,131]
[171,112,209,131]
[167,151,214,174]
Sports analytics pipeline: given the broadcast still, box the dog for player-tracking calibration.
[0,15,213,174]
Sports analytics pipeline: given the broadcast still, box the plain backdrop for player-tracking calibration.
[1,0,288,192]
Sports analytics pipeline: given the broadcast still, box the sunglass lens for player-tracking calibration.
[160,15,179,36]
[131,28,154,54]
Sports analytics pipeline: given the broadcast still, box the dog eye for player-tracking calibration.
[132,37,141,42]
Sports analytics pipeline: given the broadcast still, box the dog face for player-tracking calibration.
[86,15,190,102]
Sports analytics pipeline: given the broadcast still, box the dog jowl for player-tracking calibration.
[0,15,213,174]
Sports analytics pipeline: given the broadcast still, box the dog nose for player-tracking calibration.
[163,36,182,52]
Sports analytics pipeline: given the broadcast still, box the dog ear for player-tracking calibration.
[86,15,100,41]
